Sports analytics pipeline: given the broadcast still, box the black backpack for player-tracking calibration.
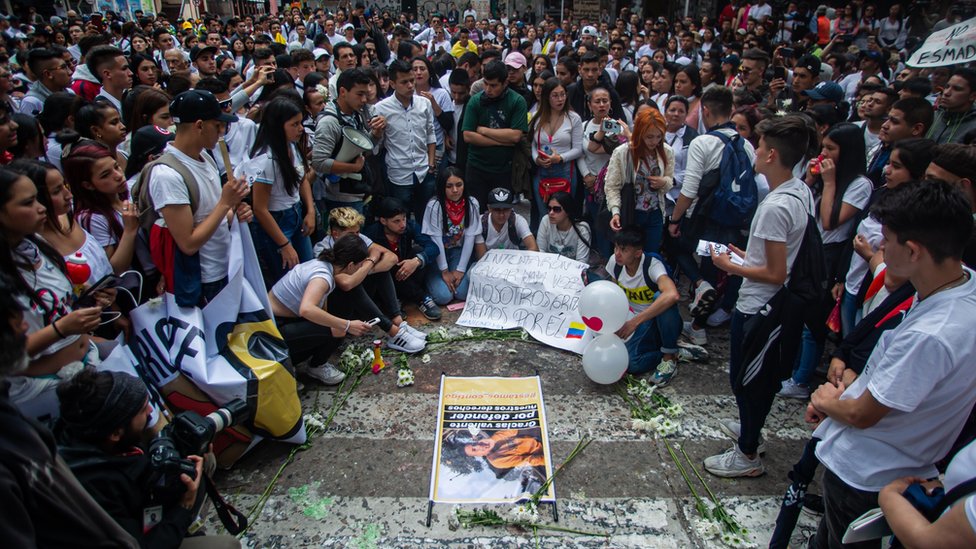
[321,109,381,196]
[480,212,525,250]
[783,193,828,304]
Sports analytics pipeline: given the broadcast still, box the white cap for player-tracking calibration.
[312,48,330,59]
[581,25,598,37]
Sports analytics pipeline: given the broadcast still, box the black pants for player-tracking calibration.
[328,271,399,332]
[392,262,428,304]
[465,165,509,213]
[729,310,780,455]
[275,317,343,367]
[809,468,881,549]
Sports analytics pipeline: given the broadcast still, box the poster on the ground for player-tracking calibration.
[458,249,594,354]
[430,376,555,504]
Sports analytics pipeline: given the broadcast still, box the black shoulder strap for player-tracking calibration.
[613,262,623,280]
[933,477,976,518]
[507,215,520,248]
[642,254,655,289]
[481,211,489,240]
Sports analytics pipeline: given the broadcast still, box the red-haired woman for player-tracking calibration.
[603,108,675,253]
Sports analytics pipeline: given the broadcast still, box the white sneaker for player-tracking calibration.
[706,308,732,327]
[676,342,709,362]
[682,321,708,346]
[704,445,765,478]
[399,321,427,340]
[717,419,767,454]
[777,378,810,400]
[306,363,346,386]
[690,280,719,317]
[387,328,425,353]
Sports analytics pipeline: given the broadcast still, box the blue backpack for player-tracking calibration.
[696,130,759,230]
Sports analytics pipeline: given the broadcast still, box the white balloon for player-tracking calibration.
[578,280,629,334]
[581,333,630,384]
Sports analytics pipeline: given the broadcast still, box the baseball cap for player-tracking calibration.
[862,50,883,63]
[581,25,598,37]
[795,54,822,75]
[487,187,515,209]
[129,125,175,171]
[190,44,218,61]
[171,90,238,124]
[504,52,527,69]
[342,23,354,31]
[721,54,740,66]
[803,81,844,102]
[312,47,331,60]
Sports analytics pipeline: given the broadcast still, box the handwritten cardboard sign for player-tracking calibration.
[907,16,976,68]
[458,249,594,354]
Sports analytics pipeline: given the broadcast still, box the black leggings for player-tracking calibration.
[276,317,344,366]
[328,271,400,332]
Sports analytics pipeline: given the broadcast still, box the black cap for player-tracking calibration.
[171,89,238,124]
[796,54,821,75]
[130,125,175,161]
[190,44,219,61]
[487,187,515,209]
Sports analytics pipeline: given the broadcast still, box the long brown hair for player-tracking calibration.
[529,77,567,138]
[629,107,668,172]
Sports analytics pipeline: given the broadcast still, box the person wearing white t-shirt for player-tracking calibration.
[148,90,250,304]
[473,187,538,258]
[879,437,976,548]
[606,226,686,383]
[706,116,816,478]
[807,180,976,549]
[269,234,374,386]
[536,191,593,263]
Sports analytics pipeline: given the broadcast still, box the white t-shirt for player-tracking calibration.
[607,254,669,314]
[854,120,881,153]
[236,144,304,212]
[736,178,815,315]
[426,87,455,149]
[536,220,592,263]
[312,233,373,257]
[271,259,334,314]
[815,269,976,491]
[148,144,230,284]
[15,242,79,357]
[213,118,258,175]
[819,176,873,244]
[475,213,532,249]
[77,230,114,285]
[942,438,976,532]
[845,214,883,296]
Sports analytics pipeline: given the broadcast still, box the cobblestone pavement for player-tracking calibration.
[212,303,823,548]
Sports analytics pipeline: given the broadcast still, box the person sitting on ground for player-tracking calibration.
[313,207,427,353]
[607,226,706,385]
[536,191,593,263]
[56,368,240,549]
[473,187,538,259]
[362,197,443,321]
[270,233,374,386]
[422,167,482,305]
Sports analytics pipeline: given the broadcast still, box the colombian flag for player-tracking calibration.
[566,322,586,339]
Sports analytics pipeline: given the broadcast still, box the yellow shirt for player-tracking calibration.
[451,40,478,58]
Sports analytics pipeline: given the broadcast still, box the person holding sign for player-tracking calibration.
[607,226,704,385]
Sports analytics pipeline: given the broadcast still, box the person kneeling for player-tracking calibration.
[56,369,240,549]
[270,234,376,385]
[607,227,701,386]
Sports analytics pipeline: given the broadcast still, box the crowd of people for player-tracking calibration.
[0,1,975,547]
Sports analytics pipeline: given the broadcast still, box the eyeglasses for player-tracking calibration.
[547,205,563,213]
[550,92,567,100]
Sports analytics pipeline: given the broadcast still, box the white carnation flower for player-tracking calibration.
[463,328,474,337]
[781,98,793,108]
[421,354,431,364]
[396,369,415,387]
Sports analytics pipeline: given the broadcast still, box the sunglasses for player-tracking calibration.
[548,205,563,213]
[218,99,233,111]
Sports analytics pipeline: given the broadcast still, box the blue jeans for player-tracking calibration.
[633,208,664,254]
[625,305,681,374]
[840,290,859,338]
[252,202,313,285]
[425,246,472,304]
[791,326,821,386]
[533,161,575,221]
[389,172,436,223]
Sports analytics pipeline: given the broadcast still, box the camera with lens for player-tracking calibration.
[602,118,622,136]
[148,399,249,494]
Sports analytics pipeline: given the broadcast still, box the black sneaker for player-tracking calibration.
[419,296,442,320]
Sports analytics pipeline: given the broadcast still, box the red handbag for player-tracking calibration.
[537,130,573,201]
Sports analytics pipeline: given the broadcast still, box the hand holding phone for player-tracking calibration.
[366,317,381,327]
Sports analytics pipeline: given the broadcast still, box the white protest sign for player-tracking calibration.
[907,16,976,68]
[458,250,594,354]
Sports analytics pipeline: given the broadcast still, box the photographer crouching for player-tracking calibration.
[55,369,240,549]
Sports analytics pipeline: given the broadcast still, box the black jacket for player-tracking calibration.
[0,382,138,548]
[567,80,626,121]
[362,220,439,269]
[57,432,195,549]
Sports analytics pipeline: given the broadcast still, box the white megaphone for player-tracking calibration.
[335,127,374,181]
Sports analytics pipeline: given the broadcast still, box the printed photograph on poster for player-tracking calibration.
[430,376,555,504]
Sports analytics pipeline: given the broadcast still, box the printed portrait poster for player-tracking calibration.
[430,376,555,504]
